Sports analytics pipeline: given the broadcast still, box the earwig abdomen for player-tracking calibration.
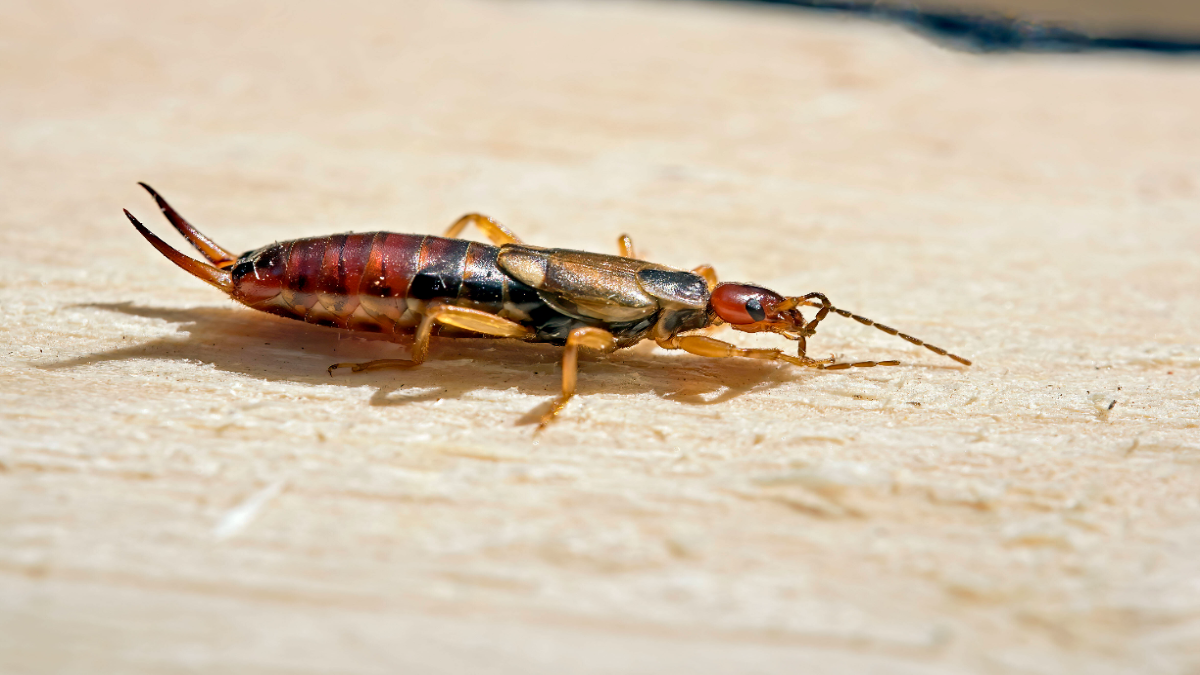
[229,233,534,334]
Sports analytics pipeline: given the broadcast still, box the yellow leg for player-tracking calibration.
[657,334,898,370]
[443,213,522,245]
[690,264,718,290]
[617,234,637,259]
[537,326,616,431]
[329,301,533,374]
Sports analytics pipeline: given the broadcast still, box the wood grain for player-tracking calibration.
[2,1,1198,672]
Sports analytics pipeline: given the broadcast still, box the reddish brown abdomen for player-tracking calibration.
[229,233,510,334]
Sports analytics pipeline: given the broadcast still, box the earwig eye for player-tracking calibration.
[745,298,766,323]
[710,283,784,325]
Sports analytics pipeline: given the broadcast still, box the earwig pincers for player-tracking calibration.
[126,184,971,430]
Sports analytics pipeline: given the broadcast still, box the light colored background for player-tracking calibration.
[2,1,1198,673]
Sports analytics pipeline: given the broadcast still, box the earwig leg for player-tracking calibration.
[537,326,616,432]
[657,334,900,371]
[658,334,811,367]
[410,301,535,361]
[617,234,637,259]
[138,183,238,269]
[328,302,534,375]
[444,213,522,245]
[690,264,718,290]
[327,358,417,375]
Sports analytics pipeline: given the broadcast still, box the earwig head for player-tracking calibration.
[710,281,973,367]
[709,283,810,336]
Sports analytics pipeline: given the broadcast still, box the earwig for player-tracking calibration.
[126,184,971,430]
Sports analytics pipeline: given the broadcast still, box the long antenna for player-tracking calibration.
[791,295,971,366]
[830,306,972,365]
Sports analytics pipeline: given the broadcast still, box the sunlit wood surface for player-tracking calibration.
[2,1,1198,672]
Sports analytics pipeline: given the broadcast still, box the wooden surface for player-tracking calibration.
[2,1,1199,673]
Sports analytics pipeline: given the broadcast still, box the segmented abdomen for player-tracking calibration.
[229,233,536,333]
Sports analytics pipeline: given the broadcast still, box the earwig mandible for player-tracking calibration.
[126,184,971,430]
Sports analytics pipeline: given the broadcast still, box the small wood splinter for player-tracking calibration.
[126,183,972,431]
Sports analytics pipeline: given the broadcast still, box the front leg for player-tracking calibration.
[657,334,898,370]
[658,334,816,367]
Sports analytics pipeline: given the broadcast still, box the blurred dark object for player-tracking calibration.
[729,0,1200,53]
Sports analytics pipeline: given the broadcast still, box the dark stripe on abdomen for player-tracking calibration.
[285,237,327,296]
[316,234,348,294]
[357,233,422,330]
[410,236,470,301]
[230,232,537,333]
[230,241,288,306]
[334,233,374,296]
[459,242,507,307]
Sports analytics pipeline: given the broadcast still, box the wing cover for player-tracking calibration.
[498,245,662,323]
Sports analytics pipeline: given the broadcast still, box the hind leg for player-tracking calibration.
[328,302,533,374]
[537,326,616,431]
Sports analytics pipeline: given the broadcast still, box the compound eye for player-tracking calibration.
[710,283,781,325]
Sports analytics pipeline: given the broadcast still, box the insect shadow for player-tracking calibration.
[48,303,801,421]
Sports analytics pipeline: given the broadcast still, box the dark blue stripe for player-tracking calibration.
[707,1,1200,54]
[409,238,470,301]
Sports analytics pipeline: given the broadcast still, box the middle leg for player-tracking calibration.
[537,326,616,431]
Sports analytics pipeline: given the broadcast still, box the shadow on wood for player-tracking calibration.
[45,302,809,423]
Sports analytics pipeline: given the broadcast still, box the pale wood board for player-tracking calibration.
[1,1,1199,673]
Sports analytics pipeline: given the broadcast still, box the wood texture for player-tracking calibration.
[2,1,1198,672]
